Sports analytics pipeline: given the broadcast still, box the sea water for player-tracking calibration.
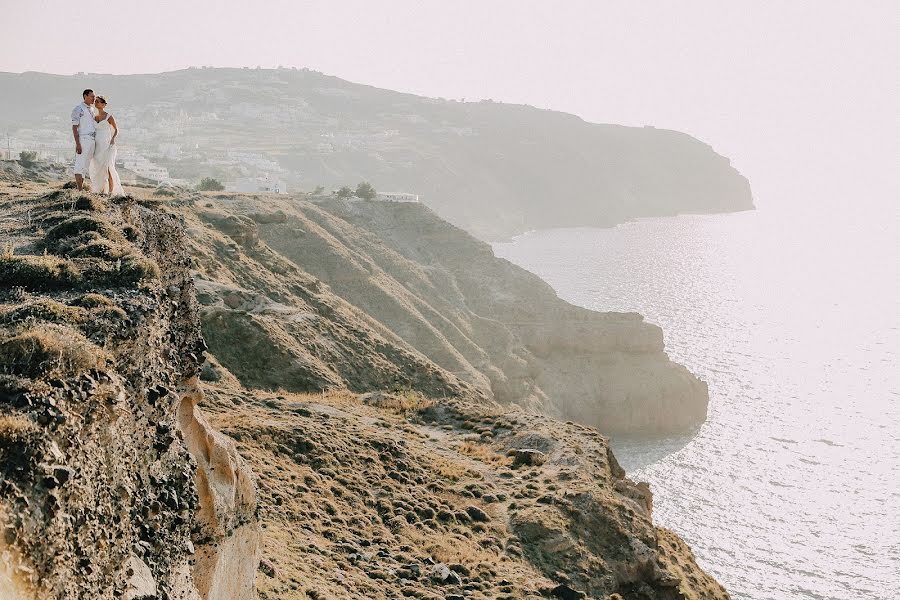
[494,204,899,599]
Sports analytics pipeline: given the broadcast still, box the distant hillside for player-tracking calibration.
[175,191,708,435]
[0,68,753,239]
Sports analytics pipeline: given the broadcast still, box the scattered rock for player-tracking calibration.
[124,556,157,600]
[550,583,587,599]
[465,505,490,523]
[510,448,548,466]
[258,558,277,578]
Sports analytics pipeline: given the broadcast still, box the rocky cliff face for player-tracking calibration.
[0,182,728,599]
[182,193,707,434]
[0,186,259,598]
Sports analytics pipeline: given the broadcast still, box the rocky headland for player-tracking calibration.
[180,192,708,435]
[0,182,728,599]
[0,68,753,240]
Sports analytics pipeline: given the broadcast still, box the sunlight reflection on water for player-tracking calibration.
[494,207,899,600]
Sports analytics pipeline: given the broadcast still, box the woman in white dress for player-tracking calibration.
[89,95,124,195]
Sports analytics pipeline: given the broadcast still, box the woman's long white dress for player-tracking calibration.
[89,114,124,194]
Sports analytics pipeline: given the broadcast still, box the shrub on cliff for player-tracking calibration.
[198,177,225,191]
[355,181,377,200]
[18,150,38,168]
[0,255,81,290]
[0,254,159,291]
[71,293,116,309]
[73,195,106,212]
[0,299,86,326]
[43,215,124,250]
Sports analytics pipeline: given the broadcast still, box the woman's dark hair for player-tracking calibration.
[96,96,107,105]
[82,89,93,98]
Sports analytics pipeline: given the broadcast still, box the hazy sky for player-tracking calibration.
[2,1,897,207]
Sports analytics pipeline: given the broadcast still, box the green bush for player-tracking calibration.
[355,181,377,200]
[336,186,353,199]
[18,151,38,168]
[198,177,225,191]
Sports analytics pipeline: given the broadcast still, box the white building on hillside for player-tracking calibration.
[376,192,419,203]
[226,176,286,194]
[121,155,171,183]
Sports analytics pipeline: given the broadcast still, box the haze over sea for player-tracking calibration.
[494,199,899,600]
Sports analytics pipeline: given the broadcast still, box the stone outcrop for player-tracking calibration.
[0,187,259,598]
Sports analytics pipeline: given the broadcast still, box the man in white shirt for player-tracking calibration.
[71,89,96,190]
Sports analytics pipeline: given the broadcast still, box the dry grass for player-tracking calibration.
[44,215,122,245]
[0,300,86,326]
[73,195,106,212]
[43,215,123,250]
[0,254,80,290]
[362,390,437,416]
[0,414,38,439]
[429,455,476,482]
[0,254,159,291]
[64,235,131,260]
[71,293,116,309]
[456,441,513,467]
[0,324,110,378]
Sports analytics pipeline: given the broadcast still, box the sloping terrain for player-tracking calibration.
[204,386,729,600]
[0,68,753,239]
[0,182,729,599]
[172,192,480,401]
[179,192,707,435]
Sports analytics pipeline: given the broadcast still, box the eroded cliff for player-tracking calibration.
[0,182,728,599]
[0,187,259,599]
[182,193,707,434]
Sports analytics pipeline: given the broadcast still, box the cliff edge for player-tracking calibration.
[0,187,259,599]
[0,182,729,599]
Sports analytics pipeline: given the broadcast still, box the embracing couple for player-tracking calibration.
[71,88,123,194]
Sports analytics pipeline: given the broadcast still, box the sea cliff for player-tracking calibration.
[184,193,708,434]
[0,183,728,598]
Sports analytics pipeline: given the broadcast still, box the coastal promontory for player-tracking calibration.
[0,181,727,598]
